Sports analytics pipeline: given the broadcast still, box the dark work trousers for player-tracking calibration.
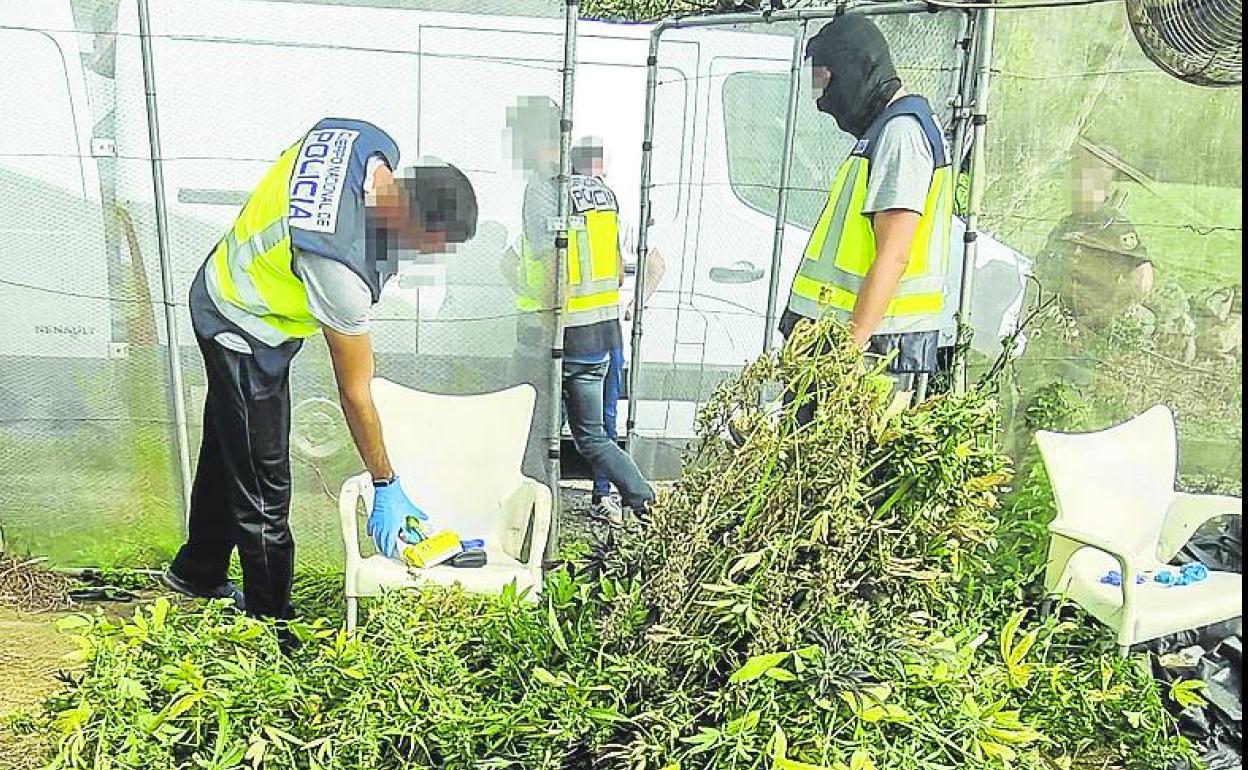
[782,335,918,427]
[170,334,295,620]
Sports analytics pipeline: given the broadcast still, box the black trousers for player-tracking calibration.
[170,334,295,620]
[781,333,920,427]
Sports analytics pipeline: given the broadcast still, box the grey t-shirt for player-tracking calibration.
[292,255,373,335]
[779,113,941,374]
[864,115,934,215]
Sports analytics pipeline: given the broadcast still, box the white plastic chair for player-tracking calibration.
[338,378,553,630]
[1036,404,1242,655]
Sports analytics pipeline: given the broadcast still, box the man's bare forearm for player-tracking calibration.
[642,247,666,306]
[850,209,920,345]
[851,255,909,344]
[324,327,395,481]
[339,387,394,480]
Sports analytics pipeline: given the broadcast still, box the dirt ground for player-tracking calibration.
[0,607,75,770]
[0,486,608,768]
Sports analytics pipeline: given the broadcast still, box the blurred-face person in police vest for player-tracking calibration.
[780,16,954,419]
[570,135,667,524]
[166,119,478,626]
[502,99,655,535]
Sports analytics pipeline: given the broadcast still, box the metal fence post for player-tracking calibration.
[546,0,579,561]
[949,10,978,183]
[762,23,808,355]
[137,0,193,520]
[626,21,668,452]
[953,4,997,393]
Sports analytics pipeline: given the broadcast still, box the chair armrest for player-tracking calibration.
[1048,523,1143,638]
[1158,492,1242,563]
[1048,524,1137,568]
[339,473,373,570]
[498,477,553,568]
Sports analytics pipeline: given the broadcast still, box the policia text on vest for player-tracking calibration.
[172,118,477,624]
[515,175,625,356]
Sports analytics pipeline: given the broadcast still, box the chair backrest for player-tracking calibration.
[370,378,536,542]
[1035,404,1178,560]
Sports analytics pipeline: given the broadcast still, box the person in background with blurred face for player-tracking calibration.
[1043,141,1155,328]
[164,118,477,632]
[502,100,656,543]
[570,136,666,523]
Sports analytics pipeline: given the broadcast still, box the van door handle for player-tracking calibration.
[709,260,764,284]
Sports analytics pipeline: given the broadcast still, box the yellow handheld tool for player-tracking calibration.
[401,529,463,569]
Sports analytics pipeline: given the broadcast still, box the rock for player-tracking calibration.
[1148,283,1192,324]
[1196,287,1236,323]
[1196,313,1242,362]
[1117,302,1158,341]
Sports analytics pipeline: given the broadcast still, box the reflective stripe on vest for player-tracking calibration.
[564,208,620,328]
[205,142,319,347]
[787,110,953,335]
[516,178,621,327]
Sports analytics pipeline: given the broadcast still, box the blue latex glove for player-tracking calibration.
[1101,570,1147,586]
[367,478,428,559]
[1164,563,1210,587]
[1180,563,1209,583]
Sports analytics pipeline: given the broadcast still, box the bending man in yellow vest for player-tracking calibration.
[164,119,478,622]
[782,17,953,421]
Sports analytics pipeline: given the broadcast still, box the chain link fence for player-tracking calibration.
[627,8,973,477]
[628,0,1239,492]
[984,2,1242,487]
[1,0,1240,569]
[1,0,571,568]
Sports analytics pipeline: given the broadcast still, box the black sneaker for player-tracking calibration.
[276,622,302,656]
[627,500,653,525]
[160,569,246,612]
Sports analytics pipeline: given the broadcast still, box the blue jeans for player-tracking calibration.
[562,358,653,509]
[593,345,625,498]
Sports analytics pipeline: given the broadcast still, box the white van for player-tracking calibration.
[3,0,1026,479]
[0,4,108,357]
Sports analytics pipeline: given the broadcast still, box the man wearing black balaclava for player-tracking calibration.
[781,16,954,416]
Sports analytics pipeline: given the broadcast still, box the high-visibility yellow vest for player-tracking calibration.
[516,237,547,313]
[787,95,953,335]
[516,175,621,328]
[203,120,396,348]
[565,175,622,328]
[203,142,317,347]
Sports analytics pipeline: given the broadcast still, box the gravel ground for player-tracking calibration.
[0,608,72,770]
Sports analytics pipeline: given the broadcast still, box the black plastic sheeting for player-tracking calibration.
[1147,516,1242,770]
